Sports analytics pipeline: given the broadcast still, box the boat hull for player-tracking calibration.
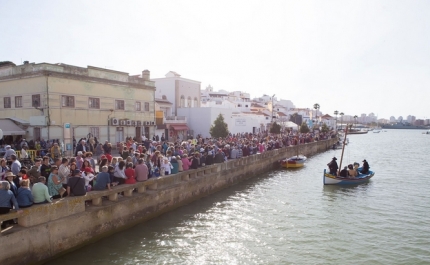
[347,131,368,135]
[281,156,307,168]
[323,169,374,185]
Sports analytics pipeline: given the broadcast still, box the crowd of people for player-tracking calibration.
[1,129,337,229]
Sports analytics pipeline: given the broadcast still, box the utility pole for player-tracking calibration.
[271,94,276,123]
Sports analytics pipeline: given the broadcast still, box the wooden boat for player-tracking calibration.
[281,138,307,168]
[323,125,375,185]
[281,155,307,168]
[323,169,375,185]
[347,129,368,135]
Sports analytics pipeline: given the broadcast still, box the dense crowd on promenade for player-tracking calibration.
[0,129,337,229]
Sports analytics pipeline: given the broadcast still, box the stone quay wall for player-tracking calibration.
[0,138,337,265]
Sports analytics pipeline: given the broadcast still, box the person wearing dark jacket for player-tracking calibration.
[190,153,200,169]
[75,140,87,156]
[327,157,339,175]
[361,159,370,174]
[206,151,214,165]
[339,166,348,178]
[214,150,225,163]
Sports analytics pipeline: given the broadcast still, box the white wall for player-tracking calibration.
[152,78,176,115]
[178,107,265,138]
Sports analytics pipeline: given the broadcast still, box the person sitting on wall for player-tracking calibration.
[134,159,148,182]
[16,179,33,208]
[93,166,112,191]
[67,169,86,196]
[124,163,136,184]
[0,180,23,229]
[32,177,52,204]
[214,149,225,164]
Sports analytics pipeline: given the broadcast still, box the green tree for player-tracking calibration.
[210,113,229,138]
[313,103,320,122]
[321,123,329,133]
[300,122,310,133]
[270,122,281,134]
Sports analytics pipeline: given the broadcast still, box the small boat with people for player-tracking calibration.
[280,155,307,168]
[423,130,430,135]
[280,135,307,168]
[323,125,375,185]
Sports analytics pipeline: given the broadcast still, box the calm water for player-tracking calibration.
[46,130,430,265]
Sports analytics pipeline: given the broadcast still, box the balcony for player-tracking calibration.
[165,116,187,123]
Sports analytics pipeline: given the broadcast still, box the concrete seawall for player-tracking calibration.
[0,138,337,265]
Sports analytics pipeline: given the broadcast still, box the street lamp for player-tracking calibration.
[271,94,276,123]
[107,109,114,142]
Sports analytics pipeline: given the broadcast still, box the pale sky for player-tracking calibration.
[1,0,429,120]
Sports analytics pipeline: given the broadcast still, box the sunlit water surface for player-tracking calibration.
[46,130,430,264]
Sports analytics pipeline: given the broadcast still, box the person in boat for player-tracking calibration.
[348,164,357,178]
[353,162,360,176]
[327,157,338,175]
[339,166,348,178]
[361,159,370,174]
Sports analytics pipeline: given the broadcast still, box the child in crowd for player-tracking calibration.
[82,167,95,191]
[160,158,173,176]
[124,162,136,184]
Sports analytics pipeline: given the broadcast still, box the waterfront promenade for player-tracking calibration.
[0,138,336,265]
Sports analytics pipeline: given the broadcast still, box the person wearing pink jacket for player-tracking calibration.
[181,154,192,171]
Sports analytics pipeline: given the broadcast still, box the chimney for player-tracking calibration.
[142,70,150,81]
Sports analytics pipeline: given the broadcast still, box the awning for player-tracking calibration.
[0,119,26,136]
[170,125,189,131]
[7,117,29,125]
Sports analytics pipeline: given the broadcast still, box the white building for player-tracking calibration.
[152,71,201,116]
[178,107,268,138]
[151,71,201,141]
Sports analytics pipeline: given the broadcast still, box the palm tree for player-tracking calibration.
[313,103,320,123]
[353,115,358,129]
[334,110,339,131]
[339,112,344,130]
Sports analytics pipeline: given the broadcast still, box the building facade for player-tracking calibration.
[0,61,156,151]
[151,71,201,141]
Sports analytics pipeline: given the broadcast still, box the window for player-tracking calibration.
[15,96,22,108]
[135,102,141,111]
[144,102,150,111]
[89,98,100,109]
[115,100,125,110]
[162,95,167,100]
[62,95,75,107]
[237,104,242,107]
[194,97,198,107]
[187,96,191,107]
[4,97,11,108]
[89,127,100,138]
[32,94,40,107]
[180,95,185,107]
